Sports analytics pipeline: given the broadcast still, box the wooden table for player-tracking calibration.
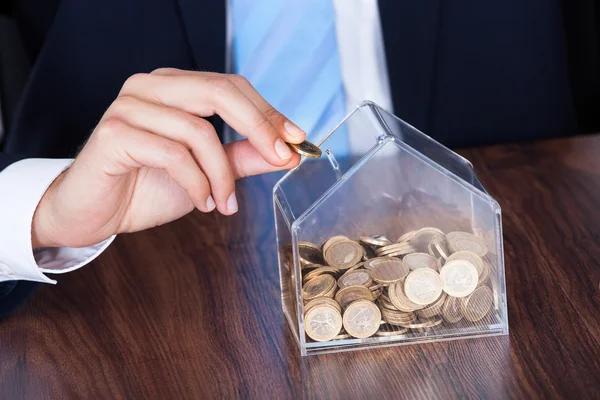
[1,135,600,399]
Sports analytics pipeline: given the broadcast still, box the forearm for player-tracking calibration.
[0,155,114,317]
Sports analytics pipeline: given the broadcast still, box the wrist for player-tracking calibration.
[31,170,66,248]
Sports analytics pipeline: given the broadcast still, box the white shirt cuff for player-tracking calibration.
[0,158,115,284]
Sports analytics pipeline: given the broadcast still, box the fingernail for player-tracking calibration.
[275,139,292,160]
[206,195,216,211]
[284,121,305,136]
[227,192,238,213]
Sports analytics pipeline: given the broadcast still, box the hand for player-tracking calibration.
[31,68,306,248]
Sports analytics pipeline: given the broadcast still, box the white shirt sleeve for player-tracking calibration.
[0,158,115,284]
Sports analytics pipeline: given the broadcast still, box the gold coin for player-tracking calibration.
[369,258,409,284]
[322,235,349,254]
[376,325,408,336]
[378,290,397,305]
[373,235,393,243]
[410,227,444,252]
[396,230,417,243]
[298,241,320,250]
[460,286,493,322]
[303,266,339,283]
[403,269,443,306]
[384,318,417,328]
[335,285,374,309]
[339,262,365,278]
[442,295,463,323]
[403,252,438,271]
[301,263,324,271]
[364,256,402,271]
[382,312,409,326]
[381,249,416,257]
[304,305,342,341]
[446,251,484,277]
[296,241,325,264]
[304,297,341,314]
[332,332,351,340]
[380,311,415,323]
[445,231,470,241]
[439,259,478,297]
[323,281,337,298]
[324,240,364,269]
[385,320,416,328]
[343,300,382,338]
[379,307,415,322]
[380,309,416,327]
[338,269,372,288]
[388,281,425,312]
[406,318,443,329]
[478,260,491,285]
[375,246,416,257]
[376,242,414,254]
[302,274,335,301]
[375,248,415,257]
[287,140,322,158]
[360,235,393,247]
[446,232,488,256]
[417,292,447,319]
[377,297,398,311]
[428,234,451,260]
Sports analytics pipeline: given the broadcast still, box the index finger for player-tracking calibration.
[152,69,307,144]
[224,139,301,179]
[120,72,293,167]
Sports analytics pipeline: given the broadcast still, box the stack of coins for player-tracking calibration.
[286,227,498,342]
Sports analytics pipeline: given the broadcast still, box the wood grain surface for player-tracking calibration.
[1,135,600,399]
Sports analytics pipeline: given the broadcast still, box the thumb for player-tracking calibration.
[224,139,301,179]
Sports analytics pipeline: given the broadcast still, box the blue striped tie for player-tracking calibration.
[232,0,348,153]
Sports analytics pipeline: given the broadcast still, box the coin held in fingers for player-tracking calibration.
[287,140,322,158]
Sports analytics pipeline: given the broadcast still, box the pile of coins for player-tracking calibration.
[288,228,498,342]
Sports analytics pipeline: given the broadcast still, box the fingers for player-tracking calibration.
[104,96,237,215]
[119,71,301,167]
[152,69,306,144]
[96,118,214,212]
[224,139,301,179]
[227,74,305,144]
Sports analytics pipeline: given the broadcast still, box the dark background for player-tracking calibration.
[1,0,599,139]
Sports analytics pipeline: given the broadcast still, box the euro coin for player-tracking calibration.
[305,305,342,341]
[287,140,322,158]
[439,259,478,297]
[302,274,336,301]
[343,300,382,338]
[325,240,364,269]
[460,286,493,322]
[404,269,443,305]
[369,258,409,284]
[338,269,372,288]
[403,252,439,271]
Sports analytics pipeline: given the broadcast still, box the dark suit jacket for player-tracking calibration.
[0,0,585,316]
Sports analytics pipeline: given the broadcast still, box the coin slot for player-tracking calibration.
[325,149,340,172]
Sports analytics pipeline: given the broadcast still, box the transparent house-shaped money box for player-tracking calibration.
[273,102,508,356]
